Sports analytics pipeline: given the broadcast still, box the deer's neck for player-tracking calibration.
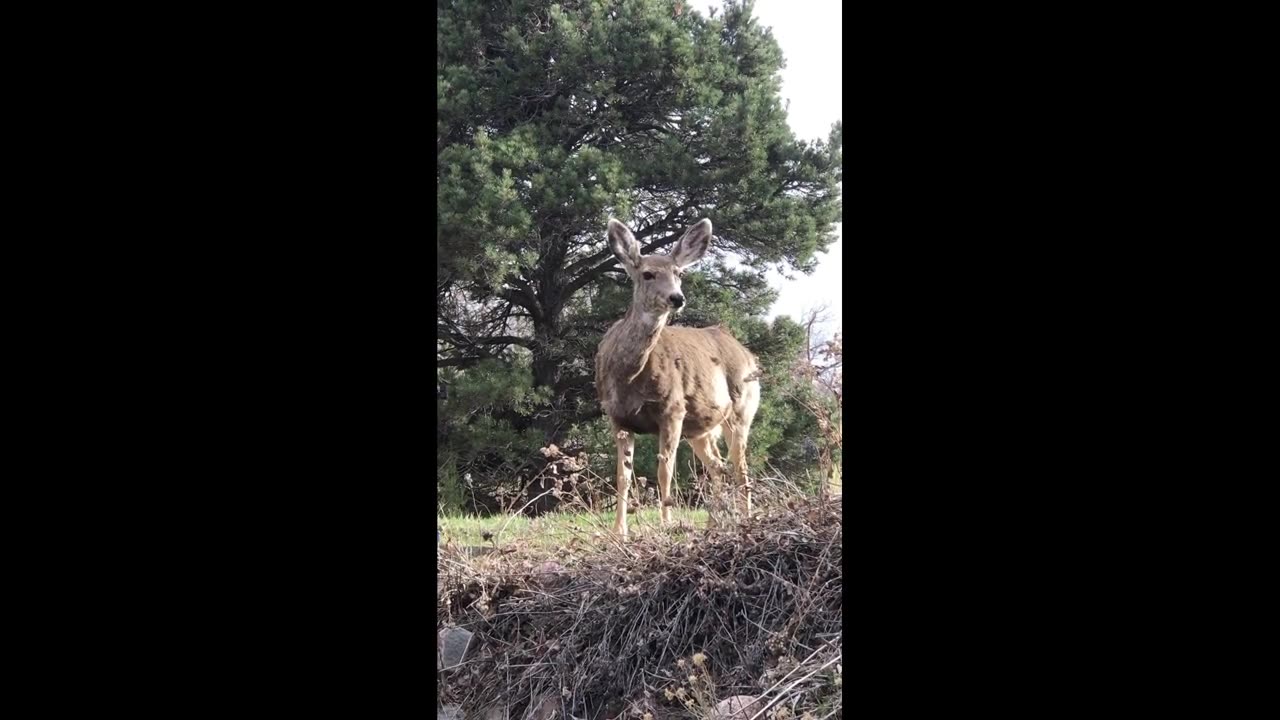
[609,306,669,383]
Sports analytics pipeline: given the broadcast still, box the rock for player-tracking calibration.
[439,626,474,670]
[528,694,559,720]
[711,695,762,720]
[438,705,464,720]
[533,561,567,588]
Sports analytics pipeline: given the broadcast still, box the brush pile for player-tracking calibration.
[437,495,843,719]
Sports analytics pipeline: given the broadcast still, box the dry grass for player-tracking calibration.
[437,481,842,719]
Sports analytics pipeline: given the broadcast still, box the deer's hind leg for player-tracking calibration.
[724,381,761,517]
[688,429,729,528]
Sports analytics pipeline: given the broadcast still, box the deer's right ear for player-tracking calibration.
[607,218,642,272]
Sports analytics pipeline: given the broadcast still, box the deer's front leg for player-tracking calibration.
[613,426,635,539]
[656,416,683,526]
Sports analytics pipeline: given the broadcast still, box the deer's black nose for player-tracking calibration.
[669,294,685,308]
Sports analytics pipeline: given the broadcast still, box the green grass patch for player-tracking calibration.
[438,507,709,548]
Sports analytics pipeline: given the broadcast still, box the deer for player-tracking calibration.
[595,217,762,539]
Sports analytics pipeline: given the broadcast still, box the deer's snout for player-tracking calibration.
[669,293,685,309]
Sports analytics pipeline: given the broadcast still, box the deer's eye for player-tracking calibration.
[642,272,654,280]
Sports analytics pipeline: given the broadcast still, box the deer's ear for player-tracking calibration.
[607,218,642,272]
[670,219,712,269]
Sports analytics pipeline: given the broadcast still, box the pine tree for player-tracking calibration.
[437,0,841,500]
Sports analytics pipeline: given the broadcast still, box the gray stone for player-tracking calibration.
[711,695,762,720]
[533,561,567,588]
[528,694,559,720]
[439,626,474,670]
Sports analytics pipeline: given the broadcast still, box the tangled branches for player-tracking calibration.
[437,496,843,718]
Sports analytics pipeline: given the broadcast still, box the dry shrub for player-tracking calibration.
[437,492,842,719]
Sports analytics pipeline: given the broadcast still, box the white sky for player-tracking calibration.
[722,0,843,337]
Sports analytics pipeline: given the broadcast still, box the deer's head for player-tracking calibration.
[607,218,712,314]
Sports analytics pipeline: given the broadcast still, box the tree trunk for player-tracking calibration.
[530,306,565,443]
[532,352,559,389]
[818,448,832,500]
[531,312,561,388]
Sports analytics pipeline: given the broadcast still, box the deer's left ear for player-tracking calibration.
[670,219,712,269]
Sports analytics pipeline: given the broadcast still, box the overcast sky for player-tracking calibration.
[725,0,843,336]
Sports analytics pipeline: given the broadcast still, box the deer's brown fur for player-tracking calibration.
[595,218,761,538]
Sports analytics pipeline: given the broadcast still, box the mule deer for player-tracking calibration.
[596,218,762,538]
